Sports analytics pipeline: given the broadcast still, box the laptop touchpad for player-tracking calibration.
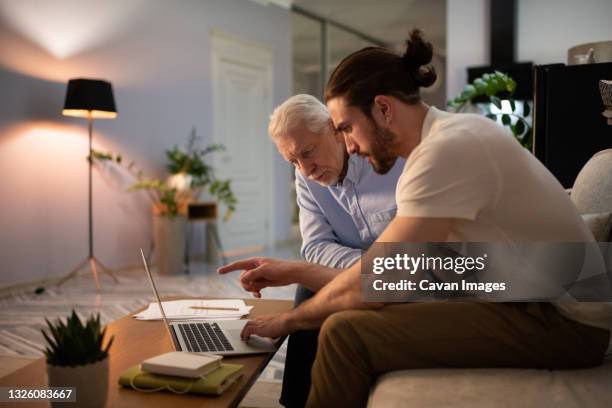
[228,330,273,349]
[247,335,274,349]
[227,329,243,340]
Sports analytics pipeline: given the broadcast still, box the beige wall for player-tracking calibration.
[0,0,292,287]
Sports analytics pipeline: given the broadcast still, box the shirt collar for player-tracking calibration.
[419,106,441,143]
[338,154,363,186]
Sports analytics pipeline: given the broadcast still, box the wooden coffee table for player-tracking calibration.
[0,297,293,407]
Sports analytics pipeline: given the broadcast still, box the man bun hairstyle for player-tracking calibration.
[401,29,437,88]
[325,29,436,116]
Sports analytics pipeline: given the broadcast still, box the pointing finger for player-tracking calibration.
[217,258,259,274]
[241,266,262,283]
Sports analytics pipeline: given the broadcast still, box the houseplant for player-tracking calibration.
[162,128,237,221]
[448,71,533,151]
[43,311,113,408]
[93,128,236,274]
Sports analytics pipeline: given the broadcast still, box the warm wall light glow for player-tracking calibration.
[1,121,82,140]
[0,122,90,187]
[0,0,146,59]
[0,121,119,177]
[18,122,89,145]
[0,120,125,158]
[62,109,118,119]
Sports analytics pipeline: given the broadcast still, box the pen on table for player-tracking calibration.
[189,306,241,311]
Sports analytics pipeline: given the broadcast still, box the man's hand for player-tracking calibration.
[241,312,294,340]
[218,257,306,297]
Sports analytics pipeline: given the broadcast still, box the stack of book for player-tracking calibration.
[119,352,243,395]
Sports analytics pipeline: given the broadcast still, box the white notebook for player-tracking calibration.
[141,352,223,378]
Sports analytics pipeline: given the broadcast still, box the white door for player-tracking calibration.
[211,32,274,253]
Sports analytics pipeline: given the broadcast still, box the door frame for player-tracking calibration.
[210,30,276,249]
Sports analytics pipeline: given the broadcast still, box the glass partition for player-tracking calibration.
[292,12,323,99]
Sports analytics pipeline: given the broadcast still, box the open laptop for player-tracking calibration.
[140,249,275,356]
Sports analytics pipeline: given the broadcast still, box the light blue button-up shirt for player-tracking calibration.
[296,154,405,269]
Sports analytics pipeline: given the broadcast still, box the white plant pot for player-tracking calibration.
[47,358,108,408]
[153,214,187,275]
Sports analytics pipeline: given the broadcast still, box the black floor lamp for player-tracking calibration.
[57,78,120,290]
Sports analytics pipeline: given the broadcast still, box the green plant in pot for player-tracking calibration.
[163,128,237,221]
[94,128,236,220]
[43,311,113,408]
[448,71,533,151]
[93,128,236,275]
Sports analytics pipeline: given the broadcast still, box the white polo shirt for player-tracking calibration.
[396,106,612,336]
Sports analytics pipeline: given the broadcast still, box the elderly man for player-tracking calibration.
[220,94,403,407]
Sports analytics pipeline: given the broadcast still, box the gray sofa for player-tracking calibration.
[368,149,612,408]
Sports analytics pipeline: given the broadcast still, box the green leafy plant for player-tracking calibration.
[448,71,532,151]
[128,178,183,218]
[93,128,237,221]
[42,311,113,367]
[165,132,224,188]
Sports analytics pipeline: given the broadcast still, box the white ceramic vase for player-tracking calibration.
[153,214,187,275]
[47,357,108,408]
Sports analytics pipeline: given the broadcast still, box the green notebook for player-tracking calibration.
[118,363,243,396]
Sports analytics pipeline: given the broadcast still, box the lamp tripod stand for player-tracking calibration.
[57,78,120,291]
[57,115,119,290]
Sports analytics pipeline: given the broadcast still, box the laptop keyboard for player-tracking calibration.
[177,322,235,353]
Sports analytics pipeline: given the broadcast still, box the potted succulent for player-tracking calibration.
[448,71,533,151]
[93,128,236,275]
[43,311,113,408]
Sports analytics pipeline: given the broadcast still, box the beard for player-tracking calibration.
[368,121,400,174]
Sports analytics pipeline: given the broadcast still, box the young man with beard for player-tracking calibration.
[221,31,611,408]
[222,94,403,407]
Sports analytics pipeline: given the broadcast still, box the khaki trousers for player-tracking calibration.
[306,302,610,408]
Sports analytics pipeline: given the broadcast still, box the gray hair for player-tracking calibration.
[268,94,331,140]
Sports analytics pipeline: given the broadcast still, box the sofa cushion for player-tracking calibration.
[367,357,612,408]
[571,149,612,215]
[581,212,612,242]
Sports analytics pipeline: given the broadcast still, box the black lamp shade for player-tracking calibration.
[63,78,117,119]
